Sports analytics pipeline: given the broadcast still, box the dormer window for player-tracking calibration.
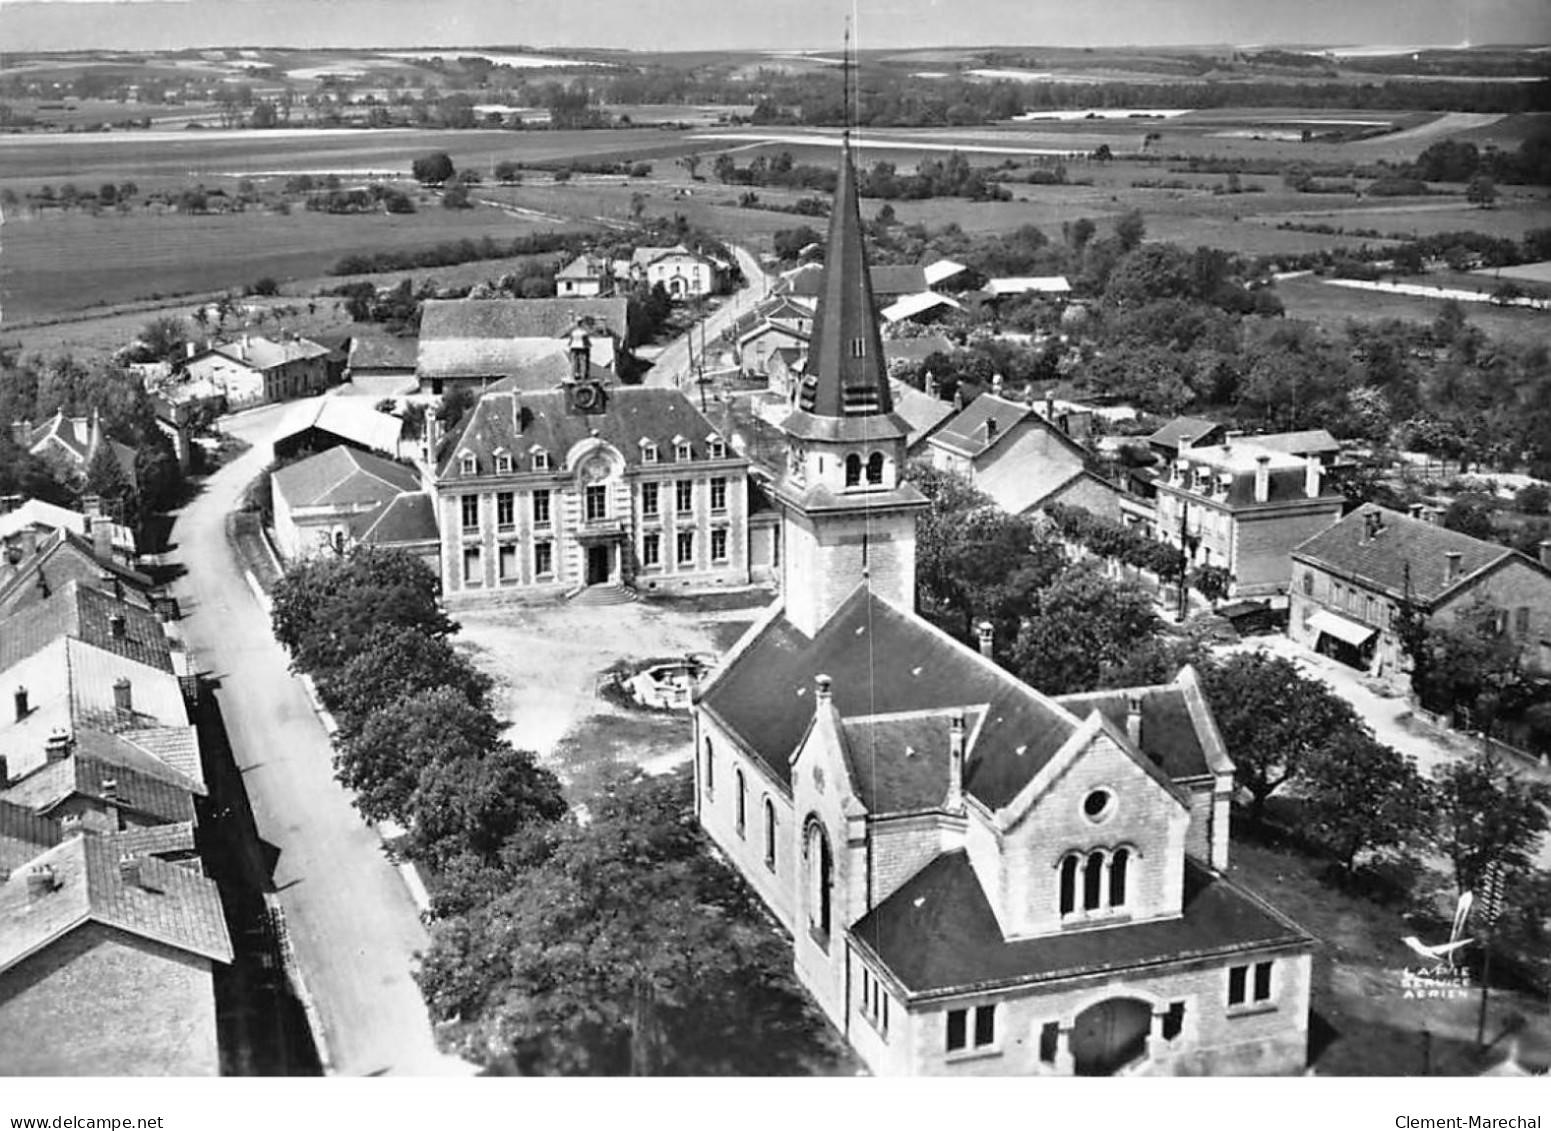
[849,337,866,358]
[640,439,659,464]
[707,435,727,460]
[530,447,551,472]
[494,449,512,475]
[673,435,692,461]
[458,451,477,476]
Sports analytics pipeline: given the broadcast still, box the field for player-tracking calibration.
[1274,273,1550,345]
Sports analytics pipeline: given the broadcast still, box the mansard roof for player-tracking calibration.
[850,853,1311,999]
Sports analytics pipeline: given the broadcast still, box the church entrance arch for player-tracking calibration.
[1071,997,1152,1076]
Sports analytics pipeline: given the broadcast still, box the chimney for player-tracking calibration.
[1363,509,1381,542]
[9,420,29,447]
[26,865,61,898]
[1539,540,1551,571]
[109,612,126,639]
[1408,503,1426,521]
[984,417,998,445]
[1305,455,1322,498]
[13,685,28,721]
[82,494,102,519]
[1045,392,1056,420]
[113,677,133,714]
[185,340,196,360]
[93,517,113,563]
[924,371,939,399]
[1445,552,1463,584]
[815,673,832,704]
[991,373,1004,397]
[0,494,20,514]
[1126,694,1143,748]
[0,755,8,785]
[45,730,72,762]
[946,709,966,813]
[1254,454,1271,504]
[976,620,994,658]
[60,812,83,838]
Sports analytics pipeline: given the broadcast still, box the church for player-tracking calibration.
[691,138,1315,1077]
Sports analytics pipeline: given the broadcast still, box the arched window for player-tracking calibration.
[844,454,862,488]
[805,818,833,943]
[702,737,714,796]
[866,452,884,485]
[763,798,777,870]
[1083,850,1105,911]
[1109,847,1129,908]
[1059,854,1079,916]
[735,769,747,837]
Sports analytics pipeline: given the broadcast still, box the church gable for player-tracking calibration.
[967,712,1191,941]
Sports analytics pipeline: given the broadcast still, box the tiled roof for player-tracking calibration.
[435,387,737,480]
[1053,682,1217,780]
[851,852,1310,998]
[0,580,173,674]
[347,492,439,547]
[346,335,419,371]
[420,297,628,343]
[418,336,615,384]
[0,500,136,556]
[1248,430,1341,458]
[212,335,330,371]
[882,336,954,366]
[482,350,612,392]
[1147,416,1224,451]
[839,708,985,815]
[105,821,197,860]
[115,727,205,794]
[1292,503,1517,605]
[0,529,154,616]
[785,264,928,300]
[923,259,967,286]
[0,836,232,976]
[0,799,60,873]
[699,587,1078,807]
[272,446,421,510]
[274,398,403,456]
[4,745,196,825]
[927,393,1036,459]
[887,380,954,450]
[985,276,1070,296]
[558,254,613,279]
[881,292,961,324]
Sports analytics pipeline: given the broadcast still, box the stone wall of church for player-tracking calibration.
[847,946,1312,1076]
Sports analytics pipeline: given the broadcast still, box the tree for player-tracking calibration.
[332,687,505,826]
[270,547,456,676]
[133,439,183,516]
[136,316,189,363]
[1441,493,1497,541]
[1465,174,1498,210]
[1301,732,1434,876]
[1114,209,1146,253]
[85,443,136,528]
[415,767,831,1075]
[1197,652,1366,825]
[1011,562,1160,695]
[406,743,567,870]
[411,151,456,185]
[1433,751,1551,898]
[316,625,492,733]
[1189,564,1233,608]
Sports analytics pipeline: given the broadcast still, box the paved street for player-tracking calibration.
[645,244,770,390]
[170,405,471,1076]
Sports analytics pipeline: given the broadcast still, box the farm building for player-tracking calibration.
[416,298,627,396]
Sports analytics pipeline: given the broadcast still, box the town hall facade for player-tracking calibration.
[692,138,1314,1077]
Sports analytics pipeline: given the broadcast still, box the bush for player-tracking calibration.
[247,277,280,297]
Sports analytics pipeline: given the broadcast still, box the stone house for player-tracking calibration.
[1290,503,1551,684]
[182,334,331,408]
[270,446,423,561]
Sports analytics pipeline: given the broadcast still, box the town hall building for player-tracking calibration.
[692,137,1314,1077]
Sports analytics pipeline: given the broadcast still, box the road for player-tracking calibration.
[170,404,471,1076]
[645,245,769,390]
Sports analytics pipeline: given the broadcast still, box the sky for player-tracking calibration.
[0,0,1546,54]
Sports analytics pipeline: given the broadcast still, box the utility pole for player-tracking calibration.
[1476,859,1504,1050]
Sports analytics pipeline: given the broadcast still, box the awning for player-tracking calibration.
[1308,609,1378,648]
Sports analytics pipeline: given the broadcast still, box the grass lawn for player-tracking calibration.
[1274,273,1550,345]
[1227,834,1551,1075]
[550,709,693,803]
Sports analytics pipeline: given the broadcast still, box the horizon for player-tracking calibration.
[0,0,1547,55]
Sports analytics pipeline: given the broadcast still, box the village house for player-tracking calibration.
[270,446,424,562]
[630,245,721,299]
[1153,437,1345,599]
[344,335,419,399]
[415,298,626,396]
[427,378,754,603]
[1289,503,1551,684]
[927,392,1122,521]
[693,139,1314,1077]
[10,410,137,490]
[0,526,156,619]
[0,497,137,566]
[270,397,404,462]
[182,334,332,408]
[556,253,619,298]
[0,834,232,1075]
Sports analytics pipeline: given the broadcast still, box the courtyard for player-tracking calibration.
[454,590,767,800]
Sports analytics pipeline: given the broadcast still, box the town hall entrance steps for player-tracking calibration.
[569,582,638,607]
